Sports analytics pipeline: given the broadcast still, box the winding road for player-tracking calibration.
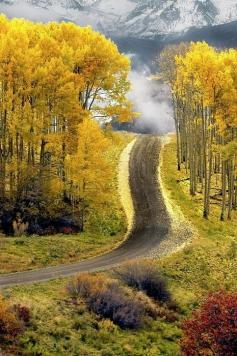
[0,135,170,289]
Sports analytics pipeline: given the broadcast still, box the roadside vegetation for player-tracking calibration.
[159,137,237,305]
[156,41,237,331]
[2,260,237,355]
[2,262,182,355]
[0,131,133,273]
[0,231,121,274]
[0,295,30,355]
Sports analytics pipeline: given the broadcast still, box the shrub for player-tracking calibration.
[135,291,160,318]
[89,283,145,329]
[14,305,31,324]
[67,274,145,329]
[67,273,105,299]
[98,319,117,333]
[0,296,25,344]
[181,291,237,356]
[115,260,171,303]
[61,226,74,235]
[134,290,179,322]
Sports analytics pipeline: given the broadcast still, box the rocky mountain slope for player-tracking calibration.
[0,0,237,38]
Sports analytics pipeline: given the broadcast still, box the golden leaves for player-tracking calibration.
[0,16,132,218]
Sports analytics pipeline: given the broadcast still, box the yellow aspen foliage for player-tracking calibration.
[159,41,237,220]
[65,117,113,229]
[0,15,133,233]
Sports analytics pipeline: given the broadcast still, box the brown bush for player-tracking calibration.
[89,282,145,329]
[67,274,146,329]
[67,273,105,299]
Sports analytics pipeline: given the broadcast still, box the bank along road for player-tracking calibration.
[0,135,170,288]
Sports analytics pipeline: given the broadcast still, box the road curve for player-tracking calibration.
[0,135,170,289]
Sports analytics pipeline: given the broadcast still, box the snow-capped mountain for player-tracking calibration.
[0,0,237,38]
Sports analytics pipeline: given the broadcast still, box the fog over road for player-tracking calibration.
[0,135,170,289]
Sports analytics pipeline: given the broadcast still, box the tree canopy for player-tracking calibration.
[0,15,133,234]
[159,42,237,220]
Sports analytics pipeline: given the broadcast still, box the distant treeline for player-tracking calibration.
[159,42,237,220]
[0,16,133,235]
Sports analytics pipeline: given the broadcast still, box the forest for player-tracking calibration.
[0,14,236,356]
[159,42,237,221]
[0,16,133,236]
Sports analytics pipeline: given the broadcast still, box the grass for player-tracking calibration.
[0,132,135,274]
[158,135,237,308]
[3,277,181,356]
[0,232,125,274]
[2,134,236,355]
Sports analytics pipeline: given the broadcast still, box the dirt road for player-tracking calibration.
[0,135,170,288]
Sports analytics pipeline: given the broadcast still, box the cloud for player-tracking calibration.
[0,3,58,22]
[128,64,174,134]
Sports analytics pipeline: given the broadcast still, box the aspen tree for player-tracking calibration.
[159,42,237,221]
[0,16,133,232]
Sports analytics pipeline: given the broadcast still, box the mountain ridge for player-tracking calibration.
[0,0,237,38]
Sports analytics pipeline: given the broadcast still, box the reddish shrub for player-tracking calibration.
[181,291,237,356]
[14,305,31,324]
[62,226,74,235]
[0,296,24,344]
